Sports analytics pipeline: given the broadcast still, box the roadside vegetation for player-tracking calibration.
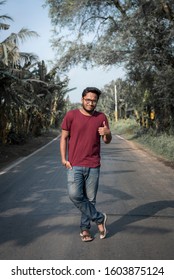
[111,119,174,162]
[0,1,73,145]
[45,0,174,139]
[1,0,174,157]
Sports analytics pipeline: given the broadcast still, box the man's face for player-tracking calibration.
[81,92,98,113]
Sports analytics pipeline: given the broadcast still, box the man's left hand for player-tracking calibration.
[98,121,110,136]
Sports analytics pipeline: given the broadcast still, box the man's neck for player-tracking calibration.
[79,108,95,116]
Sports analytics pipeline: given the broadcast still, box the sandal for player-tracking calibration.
[80,230,94,242]
[98,213,107,239]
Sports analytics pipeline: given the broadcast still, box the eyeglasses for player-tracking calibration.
[83,98,98,105]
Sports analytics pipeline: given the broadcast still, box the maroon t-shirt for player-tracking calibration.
[61,109,109,167]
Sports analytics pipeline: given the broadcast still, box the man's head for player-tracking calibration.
[81,87,101,114]
[82,87,102,99]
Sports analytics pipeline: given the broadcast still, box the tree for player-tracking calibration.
[0,0,12,30]
[0,1,71,143]
[44,0,174,69]
[44,0,129,70]
[0,28,39,68]
[44,0,174,132]
[97,78,135,121]
[125,1,174,132]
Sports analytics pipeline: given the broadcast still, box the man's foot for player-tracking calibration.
[98,213,107,239]
[80,230,94,242]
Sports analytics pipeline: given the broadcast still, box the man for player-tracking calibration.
[60,87,112,242]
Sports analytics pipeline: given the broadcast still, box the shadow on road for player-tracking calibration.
[0,137,174,255]
[108,200,174,237]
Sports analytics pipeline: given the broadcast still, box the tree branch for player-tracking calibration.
[79,15,117,32]
[112,0,127,17]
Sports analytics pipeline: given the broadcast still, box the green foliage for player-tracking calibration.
[136,133,174,161]
[45,0,174,133]
[45,0,128,70]
[111,119,139,137]
[112,119,174,162]
[0,1,70,144]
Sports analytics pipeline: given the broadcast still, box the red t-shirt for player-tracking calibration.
[61,109,109,167]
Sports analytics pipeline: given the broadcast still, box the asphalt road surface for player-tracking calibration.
[0,135,174,260]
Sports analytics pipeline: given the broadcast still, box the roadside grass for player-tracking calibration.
[111,119,174,162]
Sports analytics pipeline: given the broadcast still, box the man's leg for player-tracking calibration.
[67,166,104,231]
[80,167,100,230]
[84,167,107,239]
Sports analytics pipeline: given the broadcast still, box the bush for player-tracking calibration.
[111,119,139,137]
[112,119,174,162]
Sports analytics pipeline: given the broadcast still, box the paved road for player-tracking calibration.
[0,135,174,260]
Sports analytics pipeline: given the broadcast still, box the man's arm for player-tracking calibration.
[60,129,70,166]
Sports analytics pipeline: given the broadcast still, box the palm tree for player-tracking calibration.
[0,0,13,66]
[0,1,40,143]
[1,28,39,68]
[0,1,71,143]
[0,1,39,68]
[0,1,13,29]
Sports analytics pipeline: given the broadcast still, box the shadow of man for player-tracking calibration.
[108,200,174,237]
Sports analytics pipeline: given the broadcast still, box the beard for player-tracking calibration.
[82,104,95,114]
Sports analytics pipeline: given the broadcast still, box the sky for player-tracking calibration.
[1,0,125,103]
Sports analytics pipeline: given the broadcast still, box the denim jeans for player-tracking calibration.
[67,166,104,231]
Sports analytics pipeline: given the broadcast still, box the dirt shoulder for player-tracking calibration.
[124,135,174,170]
[0,130,59,171]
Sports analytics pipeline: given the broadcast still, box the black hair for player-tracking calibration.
[82,87,102,99]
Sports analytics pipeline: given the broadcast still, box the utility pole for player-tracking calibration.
[114,84,118,122]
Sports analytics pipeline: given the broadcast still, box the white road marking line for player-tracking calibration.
[0,137,58,175]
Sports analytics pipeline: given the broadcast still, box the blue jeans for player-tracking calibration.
[67,166,104,231]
